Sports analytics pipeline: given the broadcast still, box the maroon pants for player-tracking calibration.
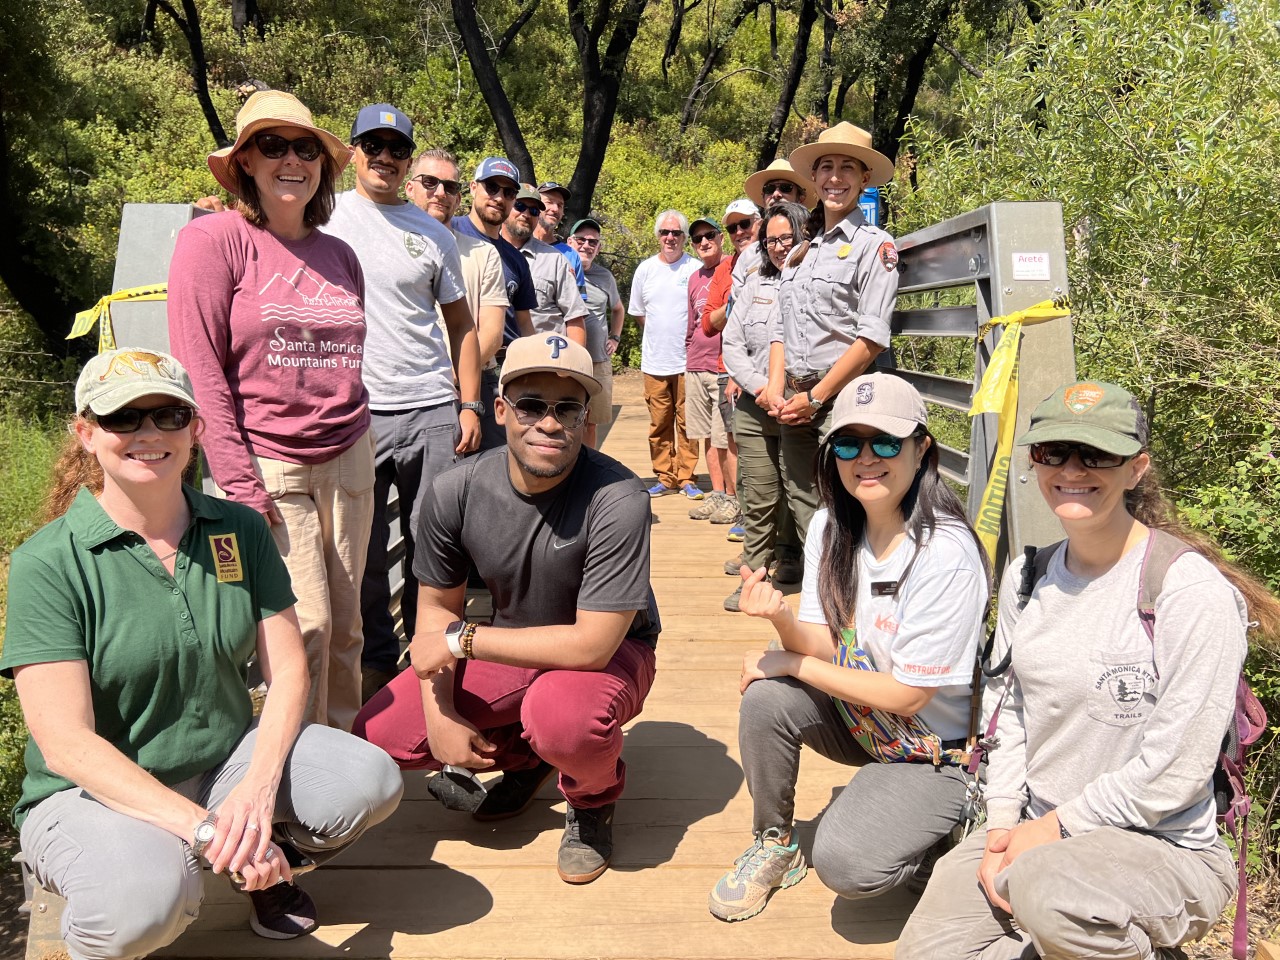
[353,639,656,808]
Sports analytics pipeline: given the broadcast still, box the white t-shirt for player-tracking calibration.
[798,510,988,741]
[628,252,698,376]
[324,191,466,411]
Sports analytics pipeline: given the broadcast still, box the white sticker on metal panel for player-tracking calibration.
[1012,252,1051,281]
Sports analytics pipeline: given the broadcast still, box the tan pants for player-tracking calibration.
[642,372,699,489]
[253,431,376,731]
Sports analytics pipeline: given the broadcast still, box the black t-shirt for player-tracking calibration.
[414,446,660,647]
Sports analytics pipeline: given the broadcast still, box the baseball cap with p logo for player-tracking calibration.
[499,334,601,398]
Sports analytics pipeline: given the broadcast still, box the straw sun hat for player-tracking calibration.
[207,90,351,196]
[788,122,895,188]
[742,159,818,209]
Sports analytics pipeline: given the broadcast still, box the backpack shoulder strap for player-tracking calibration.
[1136,528,1192,641]
[1024,540,1065,606]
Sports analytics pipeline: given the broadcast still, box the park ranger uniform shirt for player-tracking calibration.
[0,486,295,827]
[776,208,899,377]
[518,236,588,337]
[721,269,780,396]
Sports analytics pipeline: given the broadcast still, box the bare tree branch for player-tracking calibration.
[495,0,541,59]
[938,36,983,78]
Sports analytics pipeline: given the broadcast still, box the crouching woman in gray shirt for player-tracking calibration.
[898,379,1280,960]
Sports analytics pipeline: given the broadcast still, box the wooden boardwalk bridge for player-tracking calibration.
[147,370,905,960]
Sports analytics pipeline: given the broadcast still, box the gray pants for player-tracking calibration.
[896,826,1236,960]
[740,675,969,899]
[733,395,800,570]
[20,721,404,960]
[362,402,460,671]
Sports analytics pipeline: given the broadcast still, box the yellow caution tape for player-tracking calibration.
[969,297,1072,562]
[68,283,169,353]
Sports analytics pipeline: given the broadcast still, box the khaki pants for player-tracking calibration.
[253,431,375,731]
[777,397,831,548]
[896,826,1236,960]
[733,394,799,570]
[642,372,699,489]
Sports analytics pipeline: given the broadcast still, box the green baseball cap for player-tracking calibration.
[689,216,722,235]
[1017,380,1148,456]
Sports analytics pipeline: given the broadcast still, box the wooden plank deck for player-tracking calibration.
[160,369,906,960]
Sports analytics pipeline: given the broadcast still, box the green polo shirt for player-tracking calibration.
[0,485,295,828]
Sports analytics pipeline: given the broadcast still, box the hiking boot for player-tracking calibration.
[681,482,705,500]
[708,495,740,524]
[247,881,318,940]
[723,553,745,576]
[724,584,743,613]
[557,802,614,883]
[708,827,807,921]
[472,760,556,821]
[726,522,745,542]
[772,555,803,585]
[689,491,725,520]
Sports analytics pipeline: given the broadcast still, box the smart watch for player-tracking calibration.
[192,812,218,857]
[444,620,467,659]
[460,400,485,416]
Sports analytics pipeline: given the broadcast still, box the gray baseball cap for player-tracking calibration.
[75,349,199,415]
[827,372,927,438]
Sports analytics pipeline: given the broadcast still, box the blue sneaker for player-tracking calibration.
[681,483,705,500]
[648,483,675,497]
[726,524,745,542]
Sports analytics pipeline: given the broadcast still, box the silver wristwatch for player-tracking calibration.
[192,812,218,857]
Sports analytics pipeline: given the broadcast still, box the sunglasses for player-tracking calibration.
[479,179,518,200]
[252,133,324,163]
[691,231,719,245]
[763,180,798,195]
[570,236,601,247]
[504,395,588,429]
[829,433,911,461]
[764,234,795,249]
[658,228,685,238]
[409,174,461,195]
[87,405,194,434]
[513,200,544,214]
[726,220,756,234]
[1028,442,1132,469]
[355,136,413,160]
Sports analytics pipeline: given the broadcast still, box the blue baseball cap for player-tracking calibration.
[474,156,520,184]
[350,104,416,147]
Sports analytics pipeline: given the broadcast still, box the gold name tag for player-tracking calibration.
[209,534,244,583]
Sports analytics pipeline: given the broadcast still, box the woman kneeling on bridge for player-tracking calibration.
[898,380,1277,960]
[1,350,402,959]
[709,372,990,921]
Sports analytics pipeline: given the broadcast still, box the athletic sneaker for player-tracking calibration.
[681,483,705,500]
[772,555,803,584]
[723,553,745,576]
[557,802,614,883]
[248,881,318,940]
[689,491,726,519]
[723,584,743,612]
[726,523,745,542]
[472,760,555,821]
[648,483,676,497]
[708,495,739,524]
[708,827,807,921]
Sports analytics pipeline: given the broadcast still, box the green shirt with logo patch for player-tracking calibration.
[0,485,295,828]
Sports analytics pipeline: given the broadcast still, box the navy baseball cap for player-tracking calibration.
[474,157,520,184]
[538,181,572,202]
[350,104,415,147]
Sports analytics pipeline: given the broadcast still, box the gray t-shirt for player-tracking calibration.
[519,237,588,336]
[324,191,466,411]
[983,541,1248,848]
[413,446,660,648]
[583,262,620,362]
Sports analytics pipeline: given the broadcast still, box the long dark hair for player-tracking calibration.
[815,428,991,640]
[758,202,810,278]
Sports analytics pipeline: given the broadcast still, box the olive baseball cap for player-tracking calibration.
[75,349,199,415]
[500,334,601,398]
[827,372,927,438]
[1017,380,1147,455]
[514,184,545,208]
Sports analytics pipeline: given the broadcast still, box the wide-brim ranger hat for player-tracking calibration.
[207,90,351,196]
[827,372,927,438]
[788,122,895,188]
[1017,380,1148,456]
[743,160,817,209]
[500,334,601,398]
[75,349,199,415]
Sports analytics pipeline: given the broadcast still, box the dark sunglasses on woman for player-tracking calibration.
[830,433,912,461]
[1028,441,1131,469]
[252,133,324,163]
[87,405,194,434]
[503,395,588,429]
[763,180,798,196]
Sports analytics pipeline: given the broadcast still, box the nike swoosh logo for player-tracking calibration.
[552,539,576,549]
